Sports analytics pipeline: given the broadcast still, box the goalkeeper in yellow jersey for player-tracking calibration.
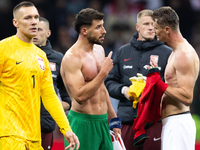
[0,1,79,150]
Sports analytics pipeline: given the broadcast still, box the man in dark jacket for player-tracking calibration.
[105,9,172,150]
[33,17,71,150]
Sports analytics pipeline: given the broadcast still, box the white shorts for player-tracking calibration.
[161,112,196,150]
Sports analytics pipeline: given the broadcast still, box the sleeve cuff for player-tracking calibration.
[121,86,128,94]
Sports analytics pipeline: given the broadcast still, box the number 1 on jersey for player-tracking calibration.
[32,75,35,88]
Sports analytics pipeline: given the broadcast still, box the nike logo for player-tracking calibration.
[124,58,131,61]
[16,61,23,65]
[153,137,161,141]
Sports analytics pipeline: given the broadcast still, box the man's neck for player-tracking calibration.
[16,33,33,44]
[167,31,184,50]
[76,36,94,52]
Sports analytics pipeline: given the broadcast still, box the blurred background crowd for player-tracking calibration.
[2,0,200,142]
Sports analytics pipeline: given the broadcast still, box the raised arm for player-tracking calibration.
[61,50,113,104]
[164,50,199,106]
[150,49,199,106]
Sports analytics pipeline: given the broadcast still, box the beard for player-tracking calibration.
[87,32,104,45]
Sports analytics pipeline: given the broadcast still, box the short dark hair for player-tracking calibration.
[152,6,179,31]
[13,1,35,18]
[39,16,50,28]
[74,8,104,34]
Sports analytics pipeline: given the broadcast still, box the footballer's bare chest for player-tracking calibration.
[81,52,102,82]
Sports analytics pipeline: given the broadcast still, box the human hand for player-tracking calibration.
[64,131,80,150]
[147,55,159,69]
[101,51,113,76]
[128,73,146,99]
[150,55,158,68]
[123,87,132,101]
[113,128,121,140]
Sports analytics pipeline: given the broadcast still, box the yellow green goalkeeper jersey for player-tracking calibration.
[0,36,71,141]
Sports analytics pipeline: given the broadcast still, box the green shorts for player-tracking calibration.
[64,110,113,150]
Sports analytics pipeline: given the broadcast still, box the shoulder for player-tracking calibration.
[61,50,82,75]
[119,43,131,51]
[35,46,46,56]
[0,36,14,46]
[177,50,196,62]
[176,41,196,59]
[94,44,104,50]
[116,43,132,55]
[94,44,104,54]
[93,44,105,58]
[34,46,50,64]
[0,36,14,57]
[174,43,197,69]
[62,48,81,69]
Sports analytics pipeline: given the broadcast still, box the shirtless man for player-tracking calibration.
[60,8,121,150]
[148,6,199,150]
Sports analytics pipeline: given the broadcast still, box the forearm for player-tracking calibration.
[41,86,72,134]
[164,86,193,106]
[74,71,107,102]
[108,107,117,119]
[156,77,192,106]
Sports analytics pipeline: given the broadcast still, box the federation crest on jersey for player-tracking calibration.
[37,57,45,71]
[150,55,159,62]
[50,62,56,71]
[143,55,161,70]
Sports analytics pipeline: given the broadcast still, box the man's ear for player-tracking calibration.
[165,26,170,34]
[47,30,51,38]
[81,27,88,36]
[136,23,139,32]
[13,19,18,28]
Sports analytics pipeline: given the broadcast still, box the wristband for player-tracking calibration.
[109,117,121,130]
